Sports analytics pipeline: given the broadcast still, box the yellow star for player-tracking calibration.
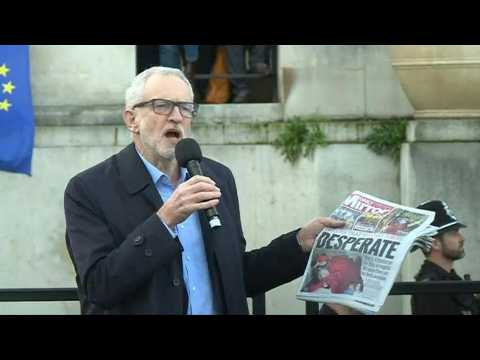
[2,81,15,94]
[0,98,12,111]
[0,64,10,77]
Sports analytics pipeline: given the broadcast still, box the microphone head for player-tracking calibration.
[175,138,203,168]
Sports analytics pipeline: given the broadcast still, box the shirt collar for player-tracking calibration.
[135,147,188,186]
[423,260,459,279]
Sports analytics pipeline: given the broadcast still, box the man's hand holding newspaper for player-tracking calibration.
[297,218,346,252]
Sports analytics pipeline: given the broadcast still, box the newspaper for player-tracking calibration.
[296,191,435,314]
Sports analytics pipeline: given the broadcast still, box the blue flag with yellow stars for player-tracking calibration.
[0,45,35,175]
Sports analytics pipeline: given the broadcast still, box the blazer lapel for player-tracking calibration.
[115,143,163,213]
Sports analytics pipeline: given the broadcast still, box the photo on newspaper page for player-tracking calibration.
[297,191,435,314]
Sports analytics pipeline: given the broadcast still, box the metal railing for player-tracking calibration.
[193,73,273,80]
[1,281,479,315]
[304,281,480,315]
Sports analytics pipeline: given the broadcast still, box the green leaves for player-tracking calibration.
[273,117,327,165]
[272,117,408,165]
[366,120,407,162]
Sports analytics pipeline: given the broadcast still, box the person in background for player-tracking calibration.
[410,200,479,315]
[225,45,271,103]
[159,45,199,85]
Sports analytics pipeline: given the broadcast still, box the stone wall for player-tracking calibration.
[2,45,476,315]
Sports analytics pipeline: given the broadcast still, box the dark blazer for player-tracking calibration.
[65,143,309,314]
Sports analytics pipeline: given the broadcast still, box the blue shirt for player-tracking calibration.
[137,149,217,315]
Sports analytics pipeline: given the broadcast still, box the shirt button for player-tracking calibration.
[133,235,144,246]
[144,248,153,257]
[186,256,191,261]
[192,286,196,292]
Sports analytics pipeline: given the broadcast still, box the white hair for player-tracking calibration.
[124,66,194,109]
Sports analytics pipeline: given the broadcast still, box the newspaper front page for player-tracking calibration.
[297,191,435,314]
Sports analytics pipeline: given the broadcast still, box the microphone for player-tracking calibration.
[175,138,222,229]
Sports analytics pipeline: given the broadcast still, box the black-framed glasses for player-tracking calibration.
[132,98,199,119]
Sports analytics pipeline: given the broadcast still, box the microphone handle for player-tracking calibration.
[186,160,222,229]
[186,160,204,177]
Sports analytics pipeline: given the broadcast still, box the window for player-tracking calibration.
[135,45,278,104]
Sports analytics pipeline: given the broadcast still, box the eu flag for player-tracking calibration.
[0,45,35,175]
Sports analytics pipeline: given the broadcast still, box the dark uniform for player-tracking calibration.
[410,200,479,315]
[411,260,479,315]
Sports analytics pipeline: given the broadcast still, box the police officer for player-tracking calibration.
[410,200,479,315]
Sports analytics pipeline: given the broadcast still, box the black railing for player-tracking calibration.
[0,288,78,302]
[304,281,480,315]
[193,73,272,80]
[1,281,479,314]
